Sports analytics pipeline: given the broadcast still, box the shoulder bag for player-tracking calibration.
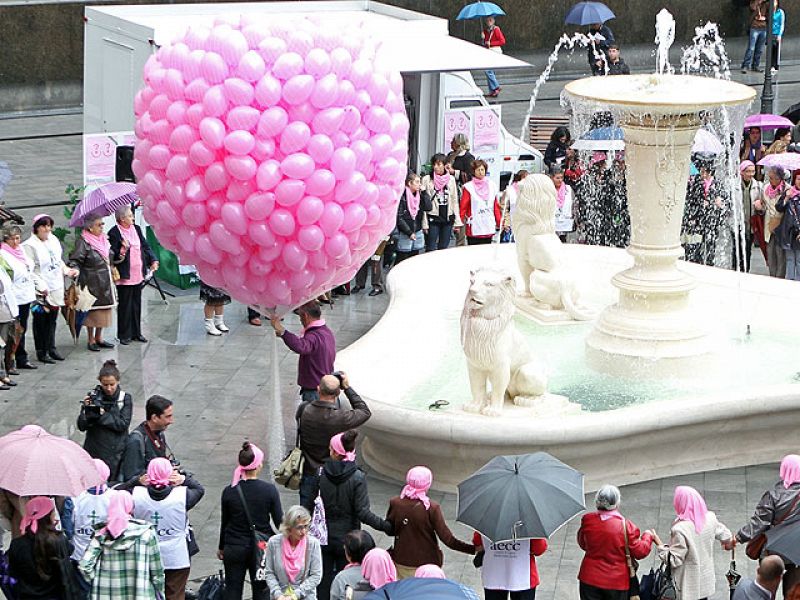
[746,491,800,560]
[309,467,328,545]
[274,402,308,490]
[622,518,640,600]
[235,484,270,582]
[652,559,676,600]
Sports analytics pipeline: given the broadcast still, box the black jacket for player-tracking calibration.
[219,479,283,549]
[118,475,206,509]
[306,459,391,546]
[396,190,432,236]
[7,532,70,599]
[544,140,568,168]
[608,59,631,75]
[108,224,157,281]
[120,422,169,481]
[67,237,116,308]
[76,386,133,481]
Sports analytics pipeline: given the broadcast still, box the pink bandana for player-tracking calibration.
[433,172,451,192]
[102,490,134,539]
[415,564,446,579]
[331,433,356,461]
[81,230,110,259]
[471,176,491,200]
[673,486,708,534]
[780,454,800,488]
[93,458,110,494]
[361,548,397,589]
[20,497,56,535]
[400,466,432,510]
[282,534,308,583]
[1,243,27,265]
[556,181,567,208]
[147,457,173,488]
[231,443,264,486]
[406,187,421,219]
[739,160,755,173]
[766,181,785,198]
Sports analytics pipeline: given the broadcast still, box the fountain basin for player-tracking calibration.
[338,245,800,491]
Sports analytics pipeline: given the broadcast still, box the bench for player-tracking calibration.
[528,115,571,152]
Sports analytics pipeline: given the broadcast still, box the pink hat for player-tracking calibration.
[330,433,356,462]
[361,548,397,589]
[400,466,433,510]
[231,443,264,487]
[740,160,755,172]
[590,151,607,166]
[31,214,54,232]
[92,459,110,493]
[673,486,708,534]
[781,455,800,488]
[20,496,56,534]
[147,457,173,488]
[102,490,134,539]
[415,564,446,579]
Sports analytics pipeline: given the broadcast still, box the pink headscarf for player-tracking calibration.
[400,466,432,510]
[81,230,110,259]
[19,496,56,535]
[92,458,110,493]
[102,490,134,539]
[740,160,755,173]
[673,486,708,534]
[780,455,800,488]
[147,457,173,488]
[415,564,446,579]
[406,187,421,219]
[330,433,356,462]
[591,151,607,166]
[231,443,264,487]
[361,548,397,589]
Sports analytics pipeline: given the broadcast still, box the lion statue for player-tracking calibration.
[460,267,548,416]
[514,174,593,321]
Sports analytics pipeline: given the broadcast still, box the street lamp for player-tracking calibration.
[760,0,775,113]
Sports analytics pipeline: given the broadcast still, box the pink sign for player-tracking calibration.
[83,132,136,187]
[473,109,501,151]
[443,110,470,149]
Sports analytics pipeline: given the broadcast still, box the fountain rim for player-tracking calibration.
[563,74,756,112]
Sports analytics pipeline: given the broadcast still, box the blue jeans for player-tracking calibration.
[299,472,320,511]
[300,388,318,403]
[426,220,453,251]
[742,28,766,69]
[786,247,800,280]
[485,69,499,92]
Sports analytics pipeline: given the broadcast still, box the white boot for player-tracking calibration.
[213,315,230,332]
[205,318,222,336]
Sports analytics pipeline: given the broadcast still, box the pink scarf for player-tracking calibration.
[330,433,356,462]
[415,564,446,579]
[282,534,308,583]
[302,319,326,334]
[702,177,713,198]
[147,457,173,488]
[673,486,707,534]
[598,509,623,521]
[119,223,140,248]
[406,187,421,219]
[433,172,451,193]
[20,497,56,535]
[93,458,110,494]
[766,182,785,199]
[555,182,567,208]
[400,466,432,510]
[101,491,134,539]
[1,243,27,265]
[471,176,491,200]
[82,230,110,259]
[361,548,397,589]
[231,443,264,486]
[780,454,800,488]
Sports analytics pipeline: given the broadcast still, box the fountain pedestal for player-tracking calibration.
[563,75,755,375]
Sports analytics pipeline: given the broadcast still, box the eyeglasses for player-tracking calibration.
[293,523,311,531]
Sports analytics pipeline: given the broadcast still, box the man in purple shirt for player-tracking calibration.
[270,300,336,402]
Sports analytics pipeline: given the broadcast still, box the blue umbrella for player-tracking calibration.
[565,1,616,25]
[584,126,623,140]
[457,1,505,20]
[572,127,624,151]
[364,578,480,600]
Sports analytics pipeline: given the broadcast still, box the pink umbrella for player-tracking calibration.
[0,425,103,496]
[758,153,800,171]
[69,182,138,227]
[744,114,794,130]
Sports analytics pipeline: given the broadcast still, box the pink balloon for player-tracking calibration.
[287,102,315,124]
[199,117,226,149]
[185,103,205,128]
[224,104,258,133]
[269,209,295,237]
[280,153,315,180]
[304,48,331,77]
[258,36,288,66]
[282,74,315,105]
[167,100,190,124]
[176,228,197,254]
[367,73,389,104]
[311,108,344,136]
[223,82,256,112]
[169,124,198,153]
[149,144,171,169]
[307,134,334,164]
[296,195,324,225]
[224,130,256,155]
[325,233,349,259]
[203,85,228,117]
[364,106,391,133]
[319,203,344,236]
[282,242,308,271]
[249,222,276,247]
[182,203,208,228]
[236,50,266,81]
[280,121,311,154]
[189,140,216,167]
[337,81,356,108]
[218,30,248,66]
[200,52,228,84]
[184,176,208,203]
[256,160,282,191]
[330,47,352,77]
[244,192,275,220]
[163,180,184,206]
[305,169,336,196]
[256,107,288,139]
[224,155,257,181]
[205,162,230,192]
[342,203,367,232]
[274,180,305,207]
[297,225,325,251]
[287,31,313,56]
[369,134,393,162]
[289,269,314,290]
[166,155,195,182]
[335,172,366,204]
[254,74,282,108]
[310,73,338,109]
[227,179,255,203]
[209,221,242,254]
[149,94,171,120]
[350,140,372,171]
[221,202,248,235]
[156,202,180,228]
[272,52,304,80]
[252,138,276,161]
[330,148,356,180]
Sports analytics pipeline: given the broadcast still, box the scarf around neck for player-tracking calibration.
[766,181,785,198]
[406,187,421,219]
[471,176,491,200]
[282,534,307,583]
[1,243,27,265]
[556,182,567,208]
[433,172,451,192]
[82,230,110,259]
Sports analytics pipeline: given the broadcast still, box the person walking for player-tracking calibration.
[218,441,283,600]
[473,534,547,600]
[128,458,204,600]
[482,16,505,97]
[651,486,733,600]
[120,395,175,481]
[735,455,800,597]
[330,531,376,600]
[79,490,165,600]
[737,160,764,272]
[446,134,475,248]
[264,506,323,600]
[77,359,133,482]
[386,466,475,578]
[460,159,501,245]
[777,170,800,280]
[308,431,391,600]
[352,239,388,297]
[270,300,336,404]
[22,214,76,366]
[771,0,785,72]
[108,205,158,345]
[422,154,460,252]
[732,555,785,600]
[395,172,431,264]
[759,166,788,278]
[741,0,769,73]
[577,484,654,600]
[544,127,571,170]
[1,224,40,372]
[68,213,117,351]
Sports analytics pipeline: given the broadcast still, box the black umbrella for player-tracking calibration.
[765,521,800,564]
[781,102,800,124]
[457,452,585,542]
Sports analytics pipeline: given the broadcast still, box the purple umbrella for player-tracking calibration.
[69,182,138,227]
[758,153,800,171]
[744,114,794,130]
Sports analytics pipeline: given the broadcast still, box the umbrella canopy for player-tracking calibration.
[0,425,103,496]
[0,162,12,199]
[364,578,480,600]
[457,452,585,542]
[744,114,794,130]
[693,129,724,155]
[765,522,800,564]
[456,1,505,20]
[782,102,800,124]
[572,127,624,151]
[69,182,138,227]
[565,1,615,25]
[758,153,800,171]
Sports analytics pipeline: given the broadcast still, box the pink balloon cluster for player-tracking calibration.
[133,17,409,313]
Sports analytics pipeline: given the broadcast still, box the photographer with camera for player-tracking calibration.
[121,395,177,482]
[76,359,133,482]
[296,372,371,509]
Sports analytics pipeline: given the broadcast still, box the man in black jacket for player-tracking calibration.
[606,45,631,75]
[120,395,175,481]
[296,373,371,508]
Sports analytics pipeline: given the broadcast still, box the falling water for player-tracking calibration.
[680,21,732,79]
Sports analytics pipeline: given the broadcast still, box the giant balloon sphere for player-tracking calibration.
[133,16,409,313]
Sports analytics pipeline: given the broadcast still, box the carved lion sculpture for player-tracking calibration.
[514,174,593,321]
[460,267,548,416]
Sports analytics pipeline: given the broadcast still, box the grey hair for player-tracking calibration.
[451,133,470,152]
[768,166,785,180]
[595,484,621,511]
[115,205,133,221]
[82,213,104,230]
[1,224,22,242]
[279,505,311,535]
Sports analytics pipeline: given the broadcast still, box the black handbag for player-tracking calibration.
[235,485,270,582]
[197,570,225,600]
[652,561,677,600]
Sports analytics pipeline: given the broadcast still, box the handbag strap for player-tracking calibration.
[621,518,635,577]
[235,484,257,535]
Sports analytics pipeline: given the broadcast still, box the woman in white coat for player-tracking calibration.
[550,165,575,243]
[652,486,733,600]
[0,260,19,390]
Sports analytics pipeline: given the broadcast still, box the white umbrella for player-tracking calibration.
[692,129,723,155]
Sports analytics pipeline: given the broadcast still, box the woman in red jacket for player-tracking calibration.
[482,16,506,97]
[577,484,654,600]
[473,533,547,600]
[460,160,501,245]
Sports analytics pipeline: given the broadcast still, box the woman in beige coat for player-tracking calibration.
[422,153,461,252]
[758,165,787,278]
[652,486,732,600]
